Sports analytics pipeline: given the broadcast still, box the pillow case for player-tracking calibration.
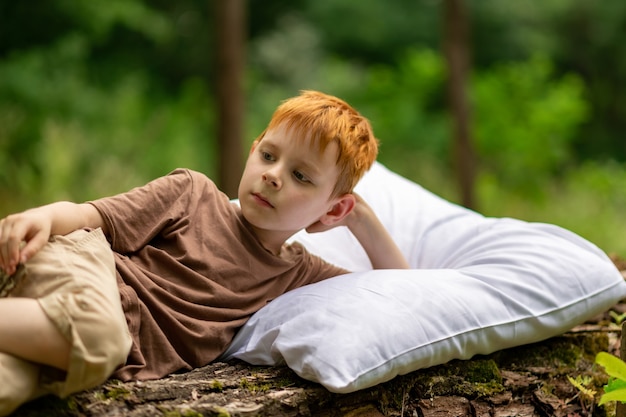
[221,162,626,393]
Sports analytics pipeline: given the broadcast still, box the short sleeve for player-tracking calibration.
[90,169,206,253]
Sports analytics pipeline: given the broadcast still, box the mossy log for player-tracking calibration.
[13,258,626,417]
[11,326,621,417]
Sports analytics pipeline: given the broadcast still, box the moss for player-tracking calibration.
[427,375,505,399]
[577,333,609,358]
[273,375,300,388]
[104,386,132,401]
[181,410,203,417]
[459,380,506,398]
[540,382,555,396]
[453,359,502,384]
[378,377,417,412]
[158,407,204,417]
[91,381,132,402]
[239,376,271,393]
[213,406,231,417]
[15,395,79,416]
[370,371,422,415]
[492,335,607,371]
[406,360,505,400]
[547,342,584,368]
[63,397,79,412]
[210,379,224,392]
[601,401,616,417]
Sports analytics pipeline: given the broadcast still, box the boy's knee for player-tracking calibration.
[42,287,131,396]
[67,290,131,391]
[91,309,132,370]
[0,354,41,417]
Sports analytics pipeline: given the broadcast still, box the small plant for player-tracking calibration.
[595,352,626,405]
[609,311,626,326]
[567,374,596,414]
[567,375,597,401]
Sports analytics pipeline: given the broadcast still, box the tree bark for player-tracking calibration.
[214,0,246,198]
[13,327,621,416]
[443,0,476,210]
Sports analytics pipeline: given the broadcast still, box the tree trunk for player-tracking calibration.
[214,0,246,198]
[617,322,626,417]
[442,0,476,210]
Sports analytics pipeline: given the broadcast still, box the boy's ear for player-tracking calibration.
[319,193,356,226]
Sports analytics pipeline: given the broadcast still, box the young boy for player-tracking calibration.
[0,90,408,415]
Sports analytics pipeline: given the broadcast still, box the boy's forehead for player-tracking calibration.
[261,126,340,168]
[264,123,335,154]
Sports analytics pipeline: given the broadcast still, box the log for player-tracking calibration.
[12,331,617,417]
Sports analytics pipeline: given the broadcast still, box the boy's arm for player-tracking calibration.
[0,202,104,275]
[343,195,410,269]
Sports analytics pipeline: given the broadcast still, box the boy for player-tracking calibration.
[0,90,408,415]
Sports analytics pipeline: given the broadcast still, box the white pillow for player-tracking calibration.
[221,162,626,393]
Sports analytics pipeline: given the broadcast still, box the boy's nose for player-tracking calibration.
[262,170,282,189]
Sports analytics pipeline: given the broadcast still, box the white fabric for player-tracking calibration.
[221,162,626,393]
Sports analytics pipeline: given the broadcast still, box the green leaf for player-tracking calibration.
[606,377,626,392]
[596,352,626,381]
[599,387,626,405]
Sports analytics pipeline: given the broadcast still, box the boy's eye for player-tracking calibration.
[293,171,310,183]
[261,151,274,161]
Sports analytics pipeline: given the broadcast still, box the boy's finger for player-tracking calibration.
[0,219,11,272]
[19,232,47,265]
[0,219,29,274]
[3,233,22,275]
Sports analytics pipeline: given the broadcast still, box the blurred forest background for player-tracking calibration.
[1,0,625,256]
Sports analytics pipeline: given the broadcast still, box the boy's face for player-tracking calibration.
[238,123,344,249]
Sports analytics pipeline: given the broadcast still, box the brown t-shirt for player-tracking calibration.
[90,168,348,381]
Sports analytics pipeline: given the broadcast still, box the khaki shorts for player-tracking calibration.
[4,228,131,398]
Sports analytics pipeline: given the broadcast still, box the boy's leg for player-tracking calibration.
[0,353,44,417]
[0,298,71,370]
[1,228,131,402]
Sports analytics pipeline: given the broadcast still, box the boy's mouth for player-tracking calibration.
[252,192,274,208]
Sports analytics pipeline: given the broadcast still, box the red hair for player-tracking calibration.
[253,90,378,196]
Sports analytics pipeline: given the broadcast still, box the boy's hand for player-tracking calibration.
[0,210,52,275]
[307,193,410,269]
[305,193,364,234]
[0,202,105,275]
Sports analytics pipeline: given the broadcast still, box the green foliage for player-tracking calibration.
[356,48,449,159]
[476,159,626,256]
[0,24,214,214]
[304,0,440,64]
[1,0,625,259]
[472,55,589,195]
[596,352,626,405]
[55,0,172,42]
